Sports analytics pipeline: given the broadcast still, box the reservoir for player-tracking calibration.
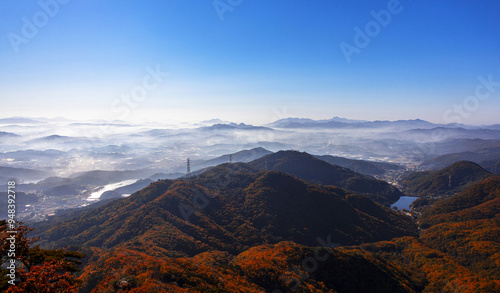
[391,196,418,210]
[86,179,138,201]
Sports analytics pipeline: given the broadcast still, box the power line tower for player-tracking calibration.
[229,154,232,163]
[187,158,191,174]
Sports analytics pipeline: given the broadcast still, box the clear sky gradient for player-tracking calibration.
[1,0,499,125]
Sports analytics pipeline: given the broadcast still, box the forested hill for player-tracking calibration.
[36,167,417,256]
[19,166,500,292]
[248,150,403,205]
[401,160,493,197]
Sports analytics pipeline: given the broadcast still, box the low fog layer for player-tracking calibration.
[1,116,500,222]
[1,117,500,178]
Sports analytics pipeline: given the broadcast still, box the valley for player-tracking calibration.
[1,117,500,292]
[3,1,499,291]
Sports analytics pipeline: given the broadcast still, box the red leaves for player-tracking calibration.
[7,260,80,293]
[1,221,83,292]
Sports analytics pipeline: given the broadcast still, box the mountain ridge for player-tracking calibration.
[401,160,493,197]
[35,167,417,256]
[248,150,403,205]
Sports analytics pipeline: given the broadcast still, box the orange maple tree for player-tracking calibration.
[1,220,84,292]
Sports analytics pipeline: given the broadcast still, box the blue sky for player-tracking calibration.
[1,0,499,125]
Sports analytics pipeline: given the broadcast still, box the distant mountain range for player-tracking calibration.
[403,127,500,141]
[424,138,500,156]
[200,123,273,131]
[0,131,20,137]
[27,135,73,143]
[267,117,438,129]
[420,146,500,173]
[267,116,367,127]
[198,118,231,125]
[3,115,500,131]
[0,117,43,124]
[0,166,52,182]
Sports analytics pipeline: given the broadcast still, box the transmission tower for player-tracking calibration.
[187,158,191,174]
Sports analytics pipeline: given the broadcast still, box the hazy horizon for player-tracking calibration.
[2,3,500,291]
[1,114,500,127]
[1,1,500,125]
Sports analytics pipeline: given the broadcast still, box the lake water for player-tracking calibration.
[391,196,418,210]
[86,179,138,201]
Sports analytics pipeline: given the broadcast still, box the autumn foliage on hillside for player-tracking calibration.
[35,169,417,257]
[59,234,498,292]
[18,164,500,292]
[353,176,500,292]
[78,236,500,292]
[0,221,84,293]
[77,241,426,292]
[419,175,500,227]
[359,237,499,293]
[418,176,500,282]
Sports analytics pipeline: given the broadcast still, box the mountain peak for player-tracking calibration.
[401,160,493,197]
[248,150,402,205]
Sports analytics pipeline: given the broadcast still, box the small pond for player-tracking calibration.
[391,196,418,210]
